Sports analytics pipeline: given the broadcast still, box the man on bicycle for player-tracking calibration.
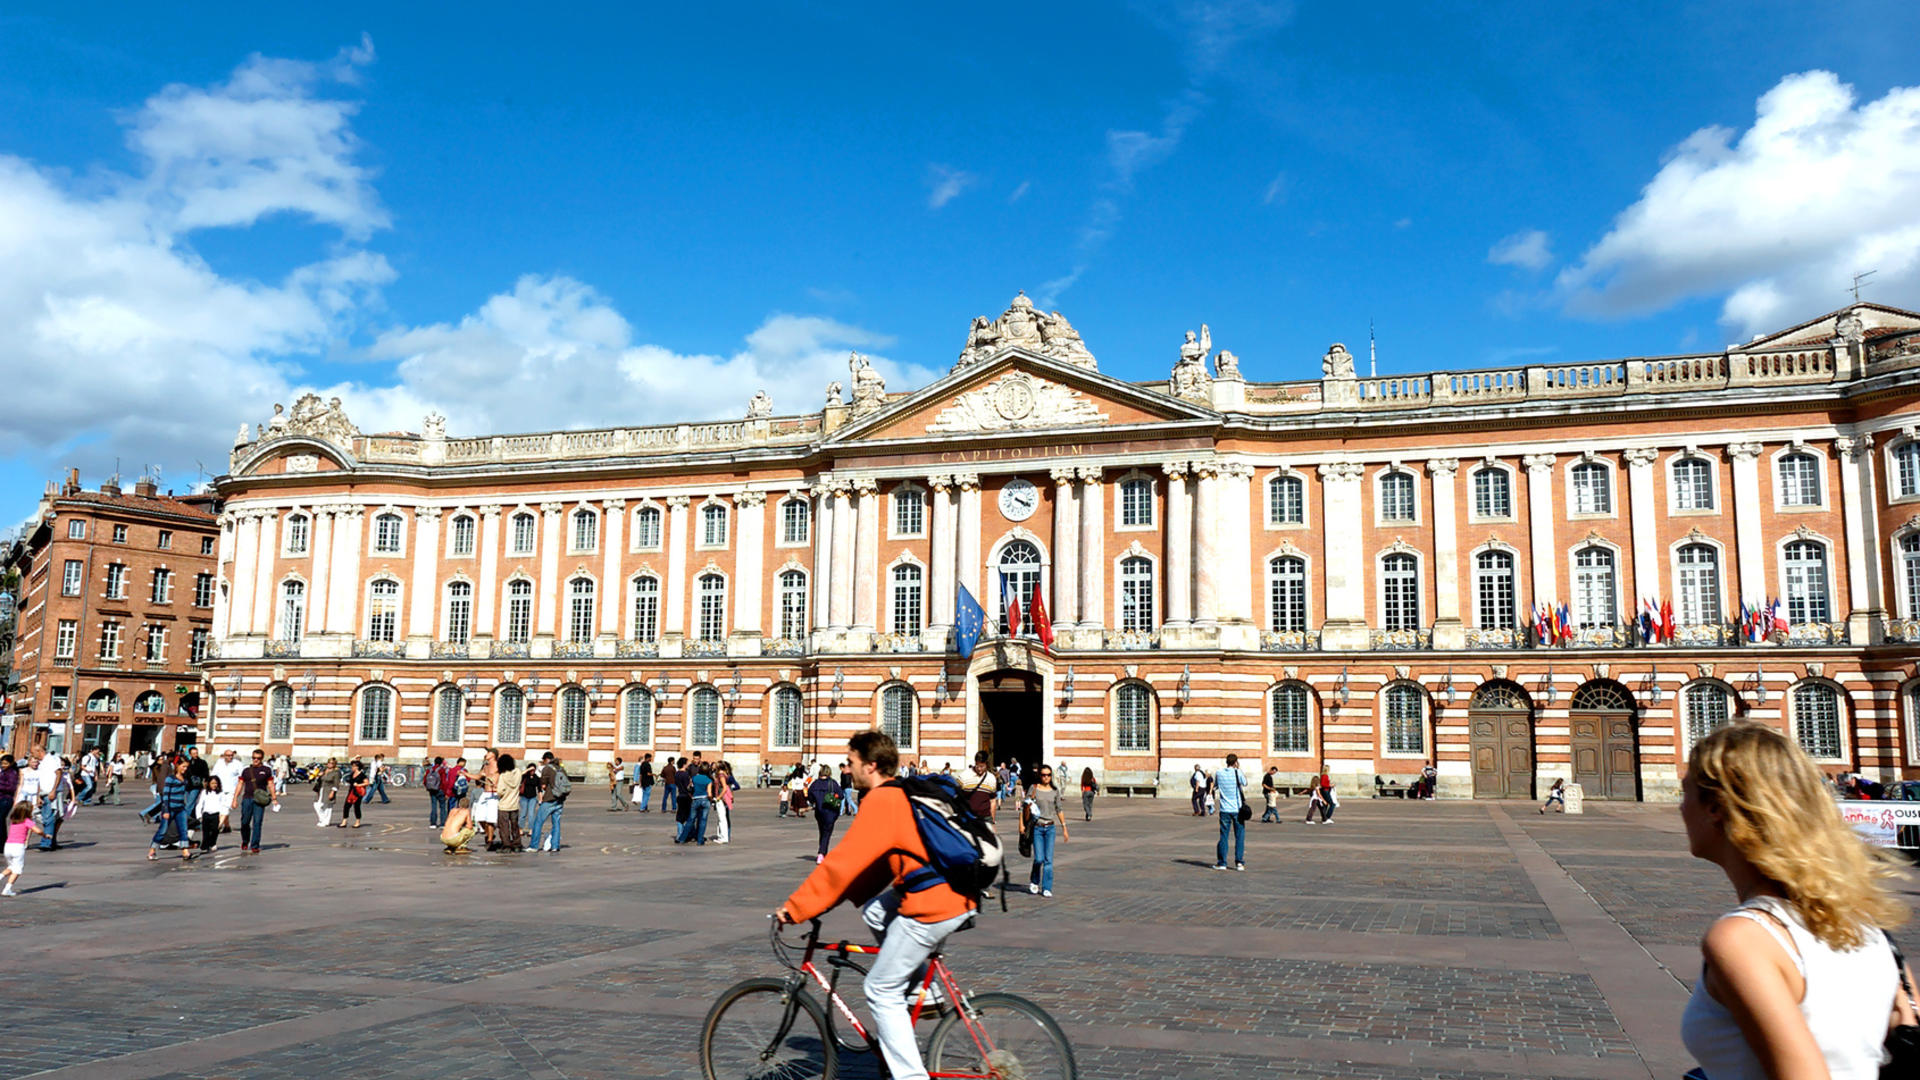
[777,730,975,1080]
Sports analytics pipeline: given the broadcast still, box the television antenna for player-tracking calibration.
[1851,269,1877,302]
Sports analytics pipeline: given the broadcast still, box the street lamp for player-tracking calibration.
[1443,666,1456,705]
[1752,664,1767,704]
[1541,665,1557,704]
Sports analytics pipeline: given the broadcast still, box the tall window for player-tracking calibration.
[1472,468,1511,518]
[1792,683,1842,760]
[572,509,599,552]
[701,503,728,547]
[894,487,925,536]
[190,628,210,664]
[358,685,392,741]
[1120,478,1153,527]
[277,580,305,641]
[144,625,167,662]
[1119,556,1155,631]
[55,620,77,659]
[61,559,82,596]
[1673,457,1714,511]
[505,580,533,644]
[1268,474,1304,525]
[151,568,172,603]
[1474,550,1517,629]
[105,564,127,599]
[1676,544,1722,625]
[891,565,924,634]
[996,540,1042,634]
[778,570,808,638]
[67,519,85,539]
[366,580,400,642]
[99,621,122,661]
[1268,556,1307,632]
[622,688,653,745]
[772,686,803,749]
[633,506,662,549]
[201,535,214,555]
[1572,546,1617,628]
[690,687,720,747]
[373,513,404,554]
[193,572,215,607]
[1385,684,1424,753]
[285,514,310,555]
[1778,453,1822,507]
[1902,534,1920,619]
[434,685,464,743]
[781,499,809,544]
[1684,683,1730,750]
[444,581,473,644]
[511,512,537,554]
[1270,683,1309,753]
[1783,540,1831,623]
[1571,462,1612,514]
[1895,442,1920,499]
[495,687,524,744]
[697,574,727,641]
[881,684,915,748]
[449,515,476,556]
[559,687,588,744]
[1380,471,1415,521]
[158,530,172,550]
[567,577,596,643]
[1381,553,1420,631]
[268,685,294,740]
[631,576,661,642]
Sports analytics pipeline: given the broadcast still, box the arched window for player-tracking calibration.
[1791,683,1842,760]
[1381,553,1420,631]
[1268,556,1307,632]
[1571,681,1633,711]
[1572,546,1617,628]
[690,686,721,747]
[1384,683,1424,753]
[697,573,728,641]
[1895,441,1920,499]
[132,690,164,713]
[1115,682,1152,752]
[894,486,925,536]
[701,503,729,547]
[1380,471,1415,522]
[505,579,534,644]
[510,511,537,554]
[633,505,663,549]
[630,575,661,641]
[366,579,400,641]
[495,686,525,744]
[358,685,392,742]
[373,512,404,554]
[1783,540,1831,623]
[1571,462,1612,514]
[1676,544,1721,625]
[1473,550,1516,629]
[1268,474,1304,525]
[268,685,294,739]
[891,564,924,634]
[87,689,120,712]
[780,498,810,545]
[1120,477,1153,527]
[1902,534,1920,619]
[445,581,473,644]
[1270,683,1310,753]
[777,570,809,638]
[1778,452,1822,507]
[1472,681,1529,710]
[434,685,464,743]
[567,578,596,643]
[881,684,915,748]
[1683,682,1731,750]
[277,580,305,641]
[1472,467,1511,518]
[572,508,599,552]
[621,687,653,746]
[772,686,803,749]
[997,540,1043,634]
[449,514,476,556]
[1119,556,1155,631]
[558,686,588,744]
[285,513,310,555]
[1673,457,1714,511]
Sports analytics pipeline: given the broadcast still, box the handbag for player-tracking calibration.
[1018,829,1033,859]
[251,787,273,807]
[1237,803,1252,823]
[1886,937,1920,1079]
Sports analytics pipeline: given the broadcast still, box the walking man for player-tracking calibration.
[34,750,67,851]
[213,749,245,834]
[609,756,632,811]
[371,753,391,803]
[237,749,276,853]
[1260,766,1281,823]
[528,753,568,852]
[1189,763,1207,816]
[1212,753,1248,872]
[660,758,678,816]
[960,751,998,822]
[635,753,654,812]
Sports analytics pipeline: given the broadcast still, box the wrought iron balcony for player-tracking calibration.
[616,639,661,658]
[1105,629,1161,651]
[760,637,805,657]
[351,639,403,659]
[1369,628,1432,650]
[430,642,470,659]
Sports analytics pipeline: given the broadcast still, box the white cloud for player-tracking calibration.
[1262,171,1286,205]
[1136,0,1295,79]
[1488,229,1554,271]
[1557,70,1920,336]
[926,164,976,209]
[1008,180,1031,203]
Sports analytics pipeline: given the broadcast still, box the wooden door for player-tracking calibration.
[1602,714,1639,800]
[1502,715,1535,800]
[1471,716,1504,797]
[1471,712,1532,798]
[1568,715,1604,793]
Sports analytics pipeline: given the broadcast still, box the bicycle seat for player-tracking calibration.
[952,915,977,935]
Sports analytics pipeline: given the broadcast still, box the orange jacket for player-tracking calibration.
[783,783,976,924]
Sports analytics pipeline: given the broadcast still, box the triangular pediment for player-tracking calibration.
[1736,302,1920,350]
[825,348,1215,446]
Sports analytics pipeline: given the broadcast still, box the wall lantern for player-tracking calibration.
[1178,665,1192,706]
[1061,666,1076,704]
[1336,666,1351,706]
[832,667,845,706]
[1541,665,1557,704]
[1752,664,1767,704]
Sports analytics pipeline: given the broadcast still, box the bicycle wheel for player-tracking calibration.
[701,977,838,1080]
[927,992,1076,1080]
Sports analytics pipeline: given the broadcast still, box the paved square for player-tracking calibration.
[5,788,1915,1079]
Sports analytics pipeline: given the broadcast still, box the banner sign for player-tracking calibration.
[1838,800,1920,849]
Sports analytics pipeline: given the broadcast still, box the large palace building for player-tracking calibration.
[201,296,1920,799]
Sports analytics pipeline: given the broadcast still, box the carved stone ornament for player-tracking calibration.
[1394,665,1411,680]
[1835,309,1867,345]
[1214,349,1241,380]
[746,390,773,418]
[1170,348,1213,403]
[1270,538,1305,558]
[1122,539,1150,559]
[1491,665,1508,680]
[1687,527,1708,542]
[1124,664,1138,679]
[286,454,318,473]
[1481,536,1514,553]
[1806,662,1824,678]
[955,292,1097,370]
[1322,344,1356,379]
[1284,666,1299,680]
[286,393,360,446]
[1522,454,1557,473]
[848,353,888,416]
[1697,663,1714,679]
[1593,663,1609,680]
[1793,524,1817,541]
[926,372,1110,434]
[1381,538,1419,556]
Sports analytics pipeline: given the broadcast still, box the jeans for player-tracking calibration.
[372,775,389,803]
[77,775,95,804]
[637,783,652,811]
[1028,823,1056,892]
[529,801,563,850]
[1216,812,1245,867]
[239,797,266,849]
[428,791,446,827]
[860,890,973,1080]
[1081,790,1094,821]
[38,798,61,850]
[685,797,709,845]
[153,809,189,847]
[519,795,535,828]
[1261,796,1280,823]
[663,783,678,813]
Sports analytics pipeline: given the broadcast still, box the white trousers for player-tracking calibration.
[714,800,731,842]
[859,891,971,1080]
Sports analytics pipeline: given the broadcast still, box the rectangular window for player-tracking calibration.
[1673,459,1714,511]
[144,625,167,662]
[359,690,392,742]
[512,514,537,554]
[1271,688,1309,753]
[157,530,172,550]
[1474,552,1516,630]
[622,692,652,746]
[1779,455,1822,507]
[435,689,464,743]
[778,574,808,639]
[698,578,727,641]
[285,516,309,555]
[112,524,127,543]
[1572,465,1612,514]
[772,690,802,750]
[572,511,598,552]
[1794,689,1841,760]
[633,508,662,549]
[1119,560,1154,631]
[631,578,660,641]
[1121,479,1153,527]
[151,568,172,604]
[701,505,728,547]
[1572,548,1618,628]
[1677,547,1722,626]
[1269,559,1307,632]
[1268,476,1304,525]
[449,516,475,556]
[1472,470,1511,519]
[894,488,925,536]
[445,590,472,644]
[1381,556,1420,631]
[366,582,400,642]
[105,564,127,599]
[55,620,77,659]
[1115,687,1152,751]
[781,500,809,545]
[49,687,70,712]
[190,628,210,664]
[67,519,85,539]
[201,536,215,555]
[268,687,294,740]
[1386,689,1424,753]
[1784,543,1831,624]
[99,621,122,661]
[506,584,533,644]
[194,573,215,608]
[568,585,596,644]
[495,690,525,744]
[62,560,83,596]
[892,569,924,634]
[690,692,720,748]
[1380,473,1415,521]
[374,514,404,554]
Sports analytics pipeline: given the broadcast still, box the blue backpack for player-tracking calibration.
[889,775,1005,901]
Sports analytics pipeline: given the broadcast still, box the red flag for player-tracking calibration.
[1659,599,1676,643]
[1028,586,1054,652]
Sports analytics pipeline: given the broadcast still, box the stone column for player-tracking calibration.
[229,512,260,637]
[1523,454,1559,610]
[212,513,235,641]
[1317,462,1367,649]
[1836,436,1882,642]
[1077,468,1105,629]
[928,475,956,635]
[329,510,363,634]
[476,506,501,640]
[538,502,565,640]
[1728,441,1765,607]
[1162,463,1192,627]
[1624,448,1661,610]
[956,474,983,604]
[250,509,279,637]
[828,482,855,631]
[734,492,766,636]
[811,483,834,631]
[1217,463,1257,649]
[1192,462,1221,627]
[1049,467,1080,627]
[663,496,690,638]
[408,508,442,642]
[307,509,334,638]
[852,478,880,635]
[600,498,626,638]
[1427,458,1463,649]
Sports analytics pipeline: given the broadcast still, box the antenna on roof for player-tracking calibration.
[1369,320,1377,378]
[1851,270,1877,302]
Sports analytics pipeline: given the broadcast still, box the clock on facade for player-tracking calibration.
[998,477,1039,521]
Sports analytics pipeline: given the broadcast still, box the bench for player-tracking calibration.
[1106,784,1159,798]
[1373,777,1410,799]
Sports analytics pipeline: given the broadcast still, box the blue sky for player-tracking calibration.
[1,1,1917,527]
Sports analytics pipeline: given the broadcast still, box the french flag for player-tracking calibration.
[1000,573,1023,637]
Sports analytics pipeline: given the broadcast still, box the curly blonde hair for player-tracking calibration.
[1690,722,1907,949]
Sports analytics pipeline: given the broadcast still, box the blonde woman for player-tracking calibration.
[1679,723,1917,1079]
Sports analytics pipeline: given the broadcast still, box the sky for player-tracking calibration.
[1,1,1918,528]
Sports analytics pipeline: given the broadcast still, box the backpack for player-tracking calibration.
[549,768,572,799]
[451,773,470,799]
[887,775,1004,901]
[425,764,444,792]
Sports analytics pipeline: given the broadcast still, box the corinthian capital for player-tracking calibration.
[1425,458,1459,478]
[1316,461,1365,482]
[1521,454,1557,475]
[1623,448,1660,468]
[1726,441,1764,462]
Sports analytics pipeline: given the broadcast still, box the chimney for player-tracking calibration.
[63,468,79,496]
[133,476,157,498]
[100,477,121,497]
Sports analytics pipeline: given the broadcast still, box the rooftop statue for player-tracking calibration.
[957,292,1097,370]
[849,352,888,415]
[1171,324,1213,404]
[746,390,773,418]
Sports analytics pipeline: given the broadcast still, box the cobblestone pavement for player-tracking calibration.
[6,787,1915,1079]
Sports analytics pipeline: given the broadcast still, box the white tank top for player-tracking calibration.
[1679,896,1896,1079]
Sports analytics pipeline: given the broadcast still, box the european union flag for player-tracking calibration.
[955,584,986,658]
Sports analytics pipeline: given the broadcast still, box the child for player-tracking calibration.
[1541,777,1566,814]
[195,776,232,856]
[4,801,45,896]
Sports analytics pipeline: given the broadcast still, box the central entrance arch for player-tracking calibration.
[977,670,1042,773]
[1469,680,1535,799]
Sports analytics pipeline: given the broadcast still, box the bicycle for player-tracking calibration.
[701,915,1076,1079]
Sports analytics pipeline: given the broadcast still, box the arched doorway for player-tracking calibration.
[1570,680,1640,801]
[977,669,1041,773]
[1469,680,1534,799]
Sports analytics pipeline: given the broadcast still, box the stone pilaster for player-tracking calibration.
[1427,458,1463,649]
[475,506,501,640]
[1076,468,1104,631]
[1624,448,1661,613]
[600,498,626,638]
[1049,467,1081,627]
[1523,454,1559,611]
[1162,463,1192,628]
[1727,441,1765,607]
[852,478,880,636]
[1317,462,1367,649]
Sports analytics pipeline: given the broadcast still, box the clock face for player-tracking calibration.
[998,478,1039,522]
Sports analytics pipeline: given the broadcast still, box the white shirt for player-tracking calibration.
[35,757,63,795]
[197,787,233,816]
[214,757,245,792]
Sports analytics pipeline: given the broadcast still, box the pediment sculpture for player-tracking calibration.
[956,292,1097,370]
[1170,324,1212,404]
[237,393,360,460]
[925,372,1109,434]
[848,353,888,416]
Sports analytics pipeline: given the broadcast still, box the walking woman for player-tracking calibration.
[312,758,341,827]
[1079,767,1098,822]
[1022,765,1068,897]
[149,757,192,860]
[1679,723,1917,1079]
[1304,771,1331,825]
[806,766,842,863]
